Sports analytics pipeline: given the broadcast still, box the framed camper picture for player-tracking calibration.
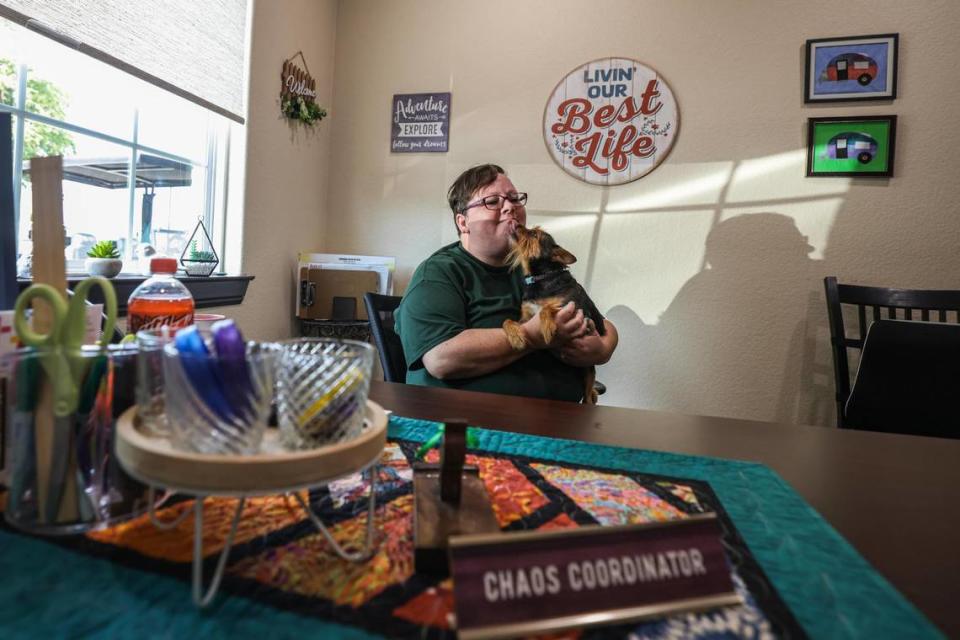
[806,115,897,177]
[804,34,898,102]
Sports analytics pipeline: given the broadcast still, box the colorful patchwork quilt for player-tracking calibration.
[0,416,940,639]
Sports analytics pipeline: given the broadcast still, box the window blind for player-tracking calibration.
[0,0,248,123]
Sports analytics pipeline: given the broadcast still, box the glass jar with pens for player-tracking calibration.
[161,323,279,455]
[4,277,151,534]
[4,344,151,534]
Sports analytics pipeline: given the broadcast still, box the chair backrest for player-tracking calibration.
[823,276,960,428]
[363,292,406,383]
[845,319,960,438]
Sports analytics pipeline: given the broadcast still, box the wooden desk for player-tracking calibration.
[370,381,960,636]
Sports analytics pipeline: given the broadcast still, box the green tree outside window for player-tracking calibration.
[1,58,76,166]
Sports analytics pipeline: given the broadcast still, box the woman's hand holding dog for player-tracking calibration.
[520,302,590,349]
[556,321,618,367]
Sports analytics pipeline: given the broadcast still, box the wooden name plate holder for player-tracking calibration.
[413,420,499,575]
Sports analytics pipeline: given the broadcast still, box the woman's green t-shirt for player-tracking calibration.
[395,242,584,402]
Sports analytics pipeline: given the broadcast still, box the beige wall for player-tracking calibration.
[216,0,338,340]
[324,0,960,426]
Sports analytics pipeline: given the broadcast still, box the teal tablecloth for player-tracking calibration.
[0,416,942,639]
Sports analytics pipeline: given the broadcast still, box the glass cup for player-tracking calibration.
[162,341,279,455]
[135,327,175,437]
[275,338,375,450]
[194,313,226,336]
[4,345,151,535]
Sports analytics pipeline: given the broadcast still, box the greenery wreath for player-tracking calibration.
[281,94,328,126]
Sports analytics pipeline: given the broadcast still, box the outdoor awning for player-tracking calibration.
[23,154,192,189]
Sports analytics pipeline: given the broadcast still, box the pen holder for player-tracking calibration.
[3,345,151,535]
[163,341,279,455]
[276,338,374,450]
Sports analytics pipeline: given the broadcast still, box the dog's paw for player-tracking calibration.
[538,303,561,346]
[502,320,528,351]
[540,322,556,346]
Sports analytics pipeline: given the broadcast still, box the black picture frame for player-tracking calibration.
[806,115,897,178]
[804,33,899,103]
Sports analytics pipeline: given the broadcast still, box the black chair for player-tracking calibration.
[844,319,960,439]
[363,292,406,383]
[823,276,960,429]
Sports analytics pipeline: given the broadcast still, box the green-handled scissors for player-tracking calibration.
[13,276,118,417]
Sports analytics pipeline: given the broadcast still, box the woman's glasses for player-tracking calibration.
[461,192,528,213]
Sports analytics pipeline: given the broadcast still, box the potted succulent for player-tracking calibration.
[181,240,219,276]
[85,240,123,278]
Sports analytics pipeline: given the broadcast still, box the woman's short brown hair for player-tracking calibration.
[447,164,505,231]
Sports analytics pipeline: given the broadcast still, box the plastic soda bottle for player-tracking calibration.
[127,257,195,333]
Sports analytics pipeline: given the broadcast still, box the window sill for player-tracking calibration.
[17,273,255,316]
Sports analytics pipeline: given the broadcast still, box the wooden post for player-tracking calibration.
[30,156,67,327]
[439,420,467,504]
[413,419,499,575]
[30,156,75,523]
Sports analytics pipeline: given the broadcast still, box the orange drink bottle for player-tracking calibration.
[127,257,195,333]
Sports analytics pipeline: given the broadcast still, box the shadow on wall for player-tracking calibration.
[601,213,834,424]
[518,148,851,425]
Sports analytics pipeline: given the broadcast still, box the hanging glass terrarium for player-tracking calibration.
[180,218,220,277]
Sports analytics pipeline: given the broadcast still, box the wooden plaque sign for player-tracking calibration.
[281,55,317,104]
[280,51,325,125]
[543,57,679,186]
[449,513,739,639]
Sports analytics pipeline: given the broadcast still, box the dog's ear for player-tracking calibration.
[552,247,577,265]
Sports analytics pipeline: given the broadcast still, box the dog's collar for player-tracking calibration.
[524,268,568,286]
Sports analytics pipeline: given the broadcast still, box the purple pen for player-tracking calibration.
[211,319,255,418]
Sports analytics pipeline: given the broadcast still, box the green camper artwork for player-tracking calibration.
[806,115,896,177]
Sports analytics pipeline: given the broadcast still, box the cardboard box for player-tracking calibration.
[298,266,380,320]
[296,253,396,321]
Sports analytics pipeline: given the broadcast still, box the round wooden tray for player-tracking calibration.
[116,401,388,495]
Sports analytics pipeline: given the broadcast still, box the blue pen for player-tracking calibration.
[174,326,235,421]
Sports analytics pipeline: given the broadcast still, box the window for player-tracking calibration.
[1,18,234,276]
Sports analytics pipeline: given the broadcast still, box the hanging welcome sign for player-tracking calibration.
[281,51,327,126]
[544,57,679,186]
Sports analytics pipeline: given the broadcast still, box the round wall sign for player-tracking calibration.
[543,57,679,186]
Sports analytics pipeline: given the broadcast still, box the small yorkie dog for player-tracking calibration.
[503,225,606,404]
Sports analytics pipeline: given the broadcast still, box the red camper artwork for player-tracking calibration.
[825,132,878,164]
[820,53,878,86]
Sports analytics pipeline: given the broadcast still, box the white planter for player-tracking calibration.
[85,258,123,278]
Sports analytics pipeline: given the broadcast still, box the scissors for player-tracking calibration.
[13,276,118,417]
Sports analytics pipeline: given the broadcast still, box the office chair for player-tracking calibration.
[824,276,960,429]
[363,292,406,383]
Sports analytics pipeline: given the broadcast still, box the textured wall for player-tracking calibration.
[325,0,960,426]
[221,0,338,340]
